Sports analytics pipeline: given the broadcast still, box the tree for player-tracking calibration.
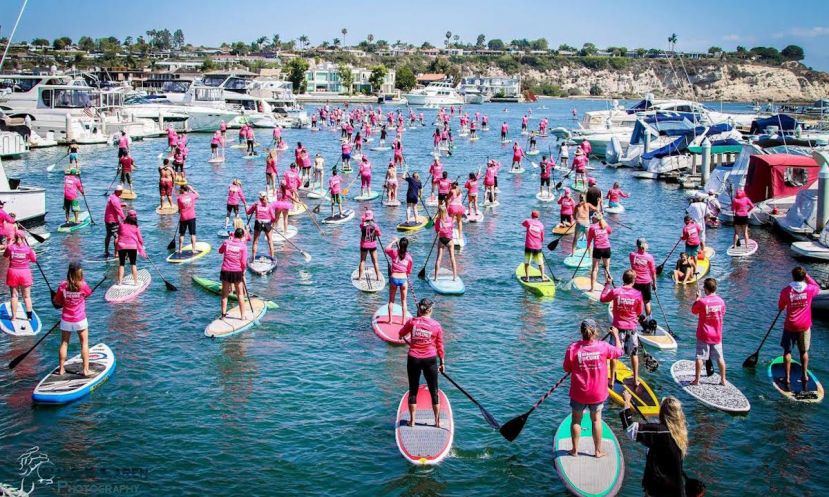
[299,35,309,50]
[341,28,348,47]
[452,34,460,47]
[530,38,548,51]
[668,33,678,52]
[487,39,505,50]
[201,57,217,71]
[78,36,95,51]
[635,48,647,57]
[781,44,804,61]
[31,38,49,48]
[476,34,486,48]
[333,38,341,48]
[52,37,72,50]
[558,43,576,52]
[376,40,389,49]
[421,41,435,49]
[123,36,133,47]
[369,64,387,94]
[444,31,452,48]
[367,34,374,45]
[286,58,309,94]
[338,64,353,94]
[707,46,722,55]
[173,29,185,49]
[579,42,598,56]
[395,65,417,92]
[272,34,281,49]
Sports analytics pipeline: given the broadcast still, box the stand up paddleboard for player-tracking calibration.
[84,254,118,265]
[452,228,466,251]
[371,146,391,152]
[563,251,590,269]
[425,196,439,207]
[464,210,484,223]
[191,276,278,309]
[605,204,625,214]
[395,385,453,465]
[572,276,603,301]
[174,177,188,186]
[509,167,525,175]
[354,190,380,202]
[104,269,151,303]
[553,414,624,497]
[515,263,556,297]
[120,189,137,200]
[527,149,540,156]
[271,225,298,244]
[57,212,90,233]
[307,189,328,200]
[726,239,758,257]
[288,203,308,217]
[204,298,267,338]
[672,247,714,285]
[536,191,556,202]
[371,303,410,344]
[207,156,225,164]
[383,198,401,207]
[322,209,355,224]
[427,267,465,295]
[248,255,277,276]
[217,228,232,238]
[553,224,576,236]
[397,216,428,232]
[156,205,178,215]
[351,269,386,293]
[671,359,750,414]
[768,356,824,402]
[606,304,677,349]
[167,242,212,263]
[0,302,41,336]
[32,343,115,404]
[608,361,660,417]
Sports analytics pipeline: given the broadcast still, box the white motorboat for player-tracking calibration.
[0,157,46,226]
[403,82,464,107]
[247,79,309,128]
[791,225,829,261]
[775,188,819,240]
[123,93,236,132]
[635,121,742,179]
[0,131,28,159]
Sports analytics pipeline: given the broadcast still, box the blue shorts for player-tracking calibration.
[685,244,700,257]
[390,276,407,287]
[570,398,604,413]
[69,153,78,162]
[342,153,351,160]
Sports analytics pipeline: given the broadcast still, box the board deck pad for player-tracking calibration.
[271,226,298,244]
[608,362,660,417]
[427,267,465,295]
[572,276,602,301]
[397,216,428,231]
[156,205,178,215]
[768,356,824,402]
[105,269,151,303]
[671,359,750,413]
[553,414,624,497]
[57,211,90,233]
[371,304,410,344]
[167,242,212,263]
[536,191,556,202]
[351,269,386,293]
[673,247,714,285]
[32,343,115,404]
[248,255,277,275]
[395,385,453,465]
[464,210,484,223]
[727,239,758,257]
[288,203,307,217]
[322,209,355,224]
[204,298,267,338]
[515,263,555,297]
[354,190,380,201]
[605,204,625,214]
[0,302,41,336]
[120,190,137,200]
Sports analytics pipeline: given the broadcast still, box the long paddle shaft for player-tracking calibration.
[102,167,121,196]
[417,235,439,280]
[547,224,576,251]
[9,276,107,370]
[651,288,678,339]
[144,254,177,291]
[20,236,58,305]
[656,238,682,275]
[167,221,180,251]
[499,372,571,442]
[76,173,96,225]
[440,371,500,429]
[300,199,326,237]
[273,229,312,262]
[47,153,70,172]
[240,279,257,321]
[743,308,784,368]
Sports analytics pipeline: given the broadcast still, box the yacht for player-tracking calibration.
[0,157,46,226]
[123,91,236,132]
[247,79,309,128]
[403,82,464,107]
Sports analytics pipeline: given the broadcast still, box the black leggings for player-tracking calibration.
[407,355,439,405]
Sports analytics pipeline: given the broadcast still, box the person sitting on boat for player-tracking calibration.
[4,229,36,325]
[54,263,93,376]
[606,182,629,209]
[587,213,612,293]
[686,192,708,255]
[705,189,722,227]
[521,211,547,282]
[218,228,249,321]
[557,188,575,228]
[511,142,524,171]
[357,209,382,284]
[602,270,645,388]
[690,278,727,386]
[62,169,84,225]
[681,215,702,274]
[673,252,694,284]
[777,266,821,392]
[730,188,754,250]
[398,298,446,427]
[104,185,126,259]
[629,238,657,319]
[563,319,623,458]
[115,210,146,287]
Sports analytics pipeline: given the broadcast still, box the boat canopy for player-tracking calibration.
[641,122,736,160]
[749,114,798,135]
[629,113,695,146]
[626,98,653,114]
[779,189,818,234]
[744,154,819,202]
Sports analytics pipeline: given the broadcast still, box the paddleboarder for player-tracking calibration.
[313,153,325,192]
[398,298,446,428]
[447,182,465,240]
[464,172,480,218]
[586,213,612,292]
[437,172,452,206]
[521,211,547,282]
[730,188,755,250]
[67,140,80,168]
[601,270,645,387]
[559,142,569,169]
[403,171,423,223]
[629,239,657,318]
[428,158,443,202]
[265,150,278,197]
[586,178,603,212]
[539,156,554,198]
[673,253,694,284]
[246,192,276,262]
[357,209,382,283]
[690,278,727,386]
[571,194,595,256]
[563,319,623,457]
[606,182,629,210]
[500,121,508,141]
[777,267,821,391]
[686,192,708,253]
[359,156,373,198]
[225,179,247,231]
[328,168,345,219]
[218,228,249,320]
[433,206,458,281]
[484,160,500,205]
[210,130,223,159]
[158,159,175,210]
[172,146,185,182]
[115,210,147,287]
[62,168,84,225]
[117,130,130,158]
[572,148,588,189]
[53,263,93,376]
[511,142,524,171]
[557,188,575,228]
[385,237,413,324]
[4,230,36,324]
[104,186,126,258]
[176,185,200,255]
[385,162,399,204]
[681,215,703,274]
[341,140,352,171]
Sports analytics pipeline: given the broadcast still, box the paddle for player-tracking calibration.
[742,308,784,368]
[554,168,573,191]
[46,153,69,172]
[9,276,107,370]
[17,224,47,245]
[608,218,634,231]
[20,236,58,306]
[547,224,576,251]
[419,196,435,229]
[651,289,678,340]
[539,251,560,284]
[144,254,177,291]
[500,371,571,442]
[299,199,326,237]
[240,279,257,322]
[272,229,312,262]
[167,221,180,251]
[441,371,500,429]
[76,172,96,225]
[561,243,590,291]
[102,167,121,196]
[655,238,683,276]
[417,235,439,280]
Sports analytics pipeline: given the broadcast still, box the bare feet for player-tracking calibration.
[689,380,700,386]
[594,450,607,458]
[568,448,578,457]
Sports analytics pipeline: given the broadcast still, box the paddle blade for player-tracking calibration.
[655,263,665,276]
[554,180,563,190]
[46,163,56,172]
[742,352,759,369]
[167,238,176,251]
[312,204,321,214]
[302,252,312,263]
[499,413,529,442]
[164,280,178,291]
[417,267,427,280]
[8,354,25,370]
[28,232,46,244]
[547,239,560,251]
[425,219,434,229]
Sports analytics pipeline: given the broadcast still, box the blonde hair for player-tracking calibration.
[233,217,246,230]
[659,396,688,456]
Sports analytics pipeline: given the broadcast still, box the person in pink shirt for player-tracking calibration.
[511,142,524,171]
[432,205,457,281]
[284,163,301,194]
[272,181,294,234]
[601,270,645,387]
[539,155,554,198]
[521,211,548,282]
[115,210,147,286]
[580,139,592,157]
[53,263,94,375]
[563,319,623,457]
[681,215,702,274]
[730,188,755,250]
[558,188,576,227]
[484,159,500,205]
[117,130,130,158]
[777,266,821,391]
[264,150,278,197]
[447,182,465,239]
[572,148,588,188]
[436,171,452,206]
[210,130,224,159]
[428,158,443,200]
[356,209,382,282]
[393,138,404,167]
[500,122,508,141]
[587,213,613,292]
[521,114,529,132]
[385,237,413,324]
[398,298,446,427]
[246,192,276,261]
[690,278,727,385]
[328,168,344,218]
[176,185,200,255]
[219,120,227,137]
[4,230,36,324]
[358,156,373,197]
[225,179,247,231]
[166,127,178,151]
[218,228,250,320]
[605,182,629,209]
[103,185,125,258]
[629,238,657,317]
[245,125,256,155]
[464,171,480,217]
[62,169,84,225]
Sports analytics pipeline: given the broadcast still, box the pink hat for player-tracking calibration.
[564,187,571,194]
[16,229,27,239]
[361,209,374,222]
[127,209,137,217]
[588,177,597,186]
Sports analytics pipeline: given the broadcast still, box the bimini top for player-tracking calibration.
[749,114,799,135]
[744,154,819,202]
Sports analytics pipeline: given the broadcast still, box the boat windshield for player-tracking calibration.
[40,88,101,109]
[161,81,191,93]
[0,77,42,93]
[201,75,228,87]
[194,87,224,102]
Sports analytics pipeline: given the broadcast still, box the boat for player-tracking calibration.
[774,188,819,240]
[791,225,829,260]
[122,93,236,132]
[0,130,28,159]
[0,157,46,226]
[403,82,464,107]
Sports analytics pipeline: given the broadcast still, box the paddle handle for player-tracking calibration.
[754,308,785,353]
[528,372,570,415]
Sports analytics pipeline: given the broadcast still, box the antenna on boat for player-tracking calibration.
[0,0,29,73]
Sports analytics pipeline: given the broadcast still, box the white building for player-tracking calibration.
[458,76,521,99]
[304,62,395,95]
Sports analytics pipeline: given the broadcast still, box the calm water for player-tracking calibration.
[0,100,825,497]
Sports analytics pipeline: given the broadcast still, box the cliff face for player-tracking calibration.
[477,60,829,102]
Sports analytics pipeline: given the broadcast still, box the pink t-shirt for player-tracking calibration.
[512,146,524,161]
[284,169,301,191]
[266,157,277,174]
[778,276,820,332]
[435,216,454,238]
[104,193,125,224]
[573,155,588,173]
[399,316,445,360]
[247,201,275,222]
[385,247,413,274]
[177,191,199,221]
[4,243,35,270]
[329,176,341,194]
[691,294,726,344]
[55,280,93,323]
[464,178,478,194]
[558,196,575,216]
[360,221,381,249]
[587,223,612,249]
[219,237,248,272]
[438,178,452,194]
[342,142,352,154]
[359,161,372,178]
[63,176,82,200]
[429,162,443,180]
[607,188,628,203]
[682,222,701,246]
[115,223,145,254]
[601,286,644,330]
[522,219,544,250]
[564,339,623,404]
[732,196,755,217]
[227,185,246,206]
[629,251,655,284]
[118,135,129,149]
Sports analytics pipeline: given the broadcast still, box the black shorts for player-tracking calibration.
[540,177,550,186]
[246,139,254,146]
[120,171,131,182]
[560,213,573,223]
[211,143,218,150]
[118,249,137,266]
[360,247,377,255]
[179,218,196,236]
[106,222,119,237]
[633,282,652,303]
[592,247,611,260]
[173,161,184,172]
[226,204,239,216]
[254,220,272,234]
[117,148,128,158]
[438,193,448,203]
[439,236,452,246]
[406,196,419,205]
[734,215,749,226]
[220,270,244,284]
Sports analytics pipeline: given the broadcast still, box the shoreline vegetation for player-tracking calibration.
[2,30,827,103]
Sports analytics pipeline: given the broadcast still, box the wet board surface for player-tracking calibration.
[553,414,624,497]
[672,246,714,285]
[84,254,118,264]
[425,196,439,207]
[156,205,178,215]
[397,216,428,232]
[383,199,401,207]
[371,303,411,344]
[452,228,466,250]
[553,224,576,236]
[606,303,677,349]
[204,298,267,338]
[105,269,151,303]
[307,190,329,200]
[207,157,225,164]
[190,276,278,310]
[527,150,540,156]
[217,228,232,238]
[32,343,115,404]
[768,356,824,403]
[395,385,453,465]
[563,251,590,269]
[483,200,501,208]
[57,211,90,233]
[271,225,298,244]
[605,204,625,214]
[727,239,758,257]
[572,276,602,301]
[248,255,277,276]
[120,190,137,200]
[371,146,391,151]
[536,191,556,202]
[427,267,465,295]
[509,167,525,175]
[322,209,355,224]
[607,361,660,417]
[288,203,307,216]
[351,269,386,293]
[167,242,212,263]
[464,210,484,223]
[671,359,751,413]
[0,302,41,336]
[354,191,380,202]
[515,263,556,297]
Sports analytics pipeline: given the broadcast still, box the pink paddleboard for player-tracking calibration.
[104,269,151,303]
[371,304,410,344]
[395,385,454,465]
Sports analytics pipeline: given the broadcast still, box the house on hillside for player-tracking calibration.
[304,62,396,94]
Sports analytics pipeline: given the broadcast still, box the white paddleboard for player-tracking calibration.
[671,359,750,414]
[726,239,758,257]
[351,268,386,293]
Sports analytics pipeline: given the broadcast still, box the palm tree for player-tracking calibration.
[452,34,459,47]
[341,28,348,48]
[367,34,374,45]
[445,31,452,48]
[333,38,341,48]
[299,35,309,50]
[272,33,281,49]
[668,33,678,53]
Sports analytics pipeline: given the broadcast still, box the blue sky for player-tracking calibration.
[3,0,829,70]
